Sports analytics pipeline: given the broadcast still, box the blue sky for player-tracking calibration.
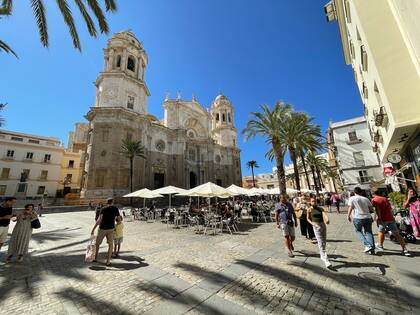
[0,0,363,176]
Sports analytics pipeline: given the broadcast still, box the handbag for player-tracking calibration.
[85,236,97,263]
[31,218,41,229]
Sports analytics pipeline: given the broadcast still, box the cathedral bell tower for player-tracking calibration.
[95,31,150,114]
[211,95,237,147]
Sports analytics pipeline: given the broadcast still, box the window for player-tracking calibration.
[222,114,226,122]
[361,45,368,71]
[40,170,48,180]
[6,150,14,157]
[189,149,196,161]
[228,113,231,123]
[1,168,10,179]
[17,183,27,193]
[216,113,219,121]
[116,55,121,68]
[65,174,73,183]
[28,139,40,144]
[362,82,368,99]
[0,185,6,196]
[344,0,351,23]
[127,95,135,109]
[127,56,136,71]
[348,131,358,141]
[96,172,105,188]
[21,169,30,181]
[37,186,45,195]
[11,136,23,142]
[349,40,355,59]
[374,82,383,107]
[26,152,34,159]
[68,160,74,168]
[353,152,365,167]
[358,170,370,183]
[44,154,51,162]
[356,28,361,41]
[102,129,109,142]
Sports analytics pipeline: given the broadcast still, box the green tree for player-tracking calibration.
[305,152,330,196]
[243,102,292,194]
[0,0,117,56]
[121,138,146,193]
[246,160,259,187]
[280,111,323,191]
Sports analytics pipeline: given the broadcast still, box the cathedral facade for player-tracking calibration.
[81,31,242,198]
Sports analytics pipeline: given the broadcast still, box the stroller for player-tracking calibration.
[389,209,416,244]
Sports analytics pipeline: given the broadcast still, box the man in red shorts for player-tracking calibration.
[371,191,411,256]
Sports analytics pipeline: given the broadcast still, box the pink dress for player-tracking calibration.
[409,200,420,237]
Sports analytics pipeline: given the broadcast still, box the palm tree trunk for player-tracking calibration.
[273,139,286,194]
[251,166,255,187]
[290,147,301,191]
[300,151,311,189]
[310,166,319,196]
[129,157,134,192]
[316,167,324,190]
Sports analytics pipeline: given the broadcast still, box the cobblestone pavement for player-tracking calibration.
[0,210,419,315]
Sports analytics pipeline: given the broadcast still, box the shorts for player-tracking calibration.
[114,237,123,245]
[0,226,9,243]
[280,224,295,237]
[97,228,114,244]
[377,221,398,233]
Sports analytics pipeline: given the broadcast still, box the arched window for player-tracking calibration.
[127,56,136,72]
[216,113,219,121]
[228,113,231,123]
[116,55,121,68]
[222,114,226,122]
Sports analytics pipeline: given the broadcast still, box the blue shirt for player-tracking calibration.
[275,202,294,224]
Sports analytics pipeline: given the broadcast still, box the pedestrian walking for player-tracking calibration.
[331,193,340,213]
[91,198,122,266]
[275,193,298,258]
[0,197,17,253]
[404,188,420,237]
[347,187,375,254]
[307,197,332,268]
[6,204,38,263]
[371,191,411,256]
[37,203,43,217]
[113,216,124,258]
[325,193,332,212]
[296,196,315,241]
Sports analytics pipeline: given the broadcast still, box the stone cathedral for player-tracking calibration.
[81,31,242,198]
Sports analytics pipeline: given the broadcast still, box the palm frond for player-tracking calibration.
[0,39,17,57]
[56,0,81,50]
[87,0,109,34]
[0,0,12,15]
[104,0,117,12]
[30,0,48,47]
[74,0,97,37]
[121,138,146,159]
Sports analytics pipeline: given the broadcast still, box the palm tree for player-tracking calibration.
[121,138,146,193]
[324,167,340,192]
[1,0,117,56]
[246,160,259,187]
[243,102,292,194]
[280,111,323,191]
[305,152,330,196]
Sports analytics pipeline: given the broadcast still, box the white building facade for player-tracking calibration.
[0,130,64,198]
[328,116,384,192]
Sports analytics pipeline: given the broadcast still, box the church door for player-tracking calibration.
[189,172,197,188]
[154,173,165,189]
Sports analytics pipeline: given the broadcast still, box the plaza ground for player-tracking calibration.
[0,210,419,315]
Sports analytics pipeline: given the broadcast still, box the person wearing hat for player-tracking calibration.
[91,198,122,266]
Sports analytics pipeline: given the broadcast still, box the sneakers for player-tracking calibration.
[364,246,372,253]
[403,249,412,257]
[324,260,332,268]
[376,244,384,251]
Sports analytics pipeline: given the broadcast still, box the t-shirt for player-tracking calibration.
[275,202,294,224]
[99,206,120,230]
[0,204,13,227]
[309,206,324,223]
[114,223,124,238]
[348,195,372,219]
[371,196,394,222]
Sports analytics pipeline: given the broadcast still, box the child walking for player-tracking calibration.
[307,197,332,268]
[113,216,123,257]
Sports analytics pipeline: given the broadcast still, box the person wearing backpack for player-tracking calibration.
[275,193,298,258]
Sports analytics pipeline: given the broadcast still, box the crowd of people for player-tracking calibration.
[274,187,420,269]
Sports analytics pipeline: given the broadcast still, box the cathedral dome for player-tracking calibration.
[215,95,228,101]
[212,94,232,109]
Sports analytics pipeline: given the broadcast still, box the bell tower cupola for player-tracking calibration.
[211,95,237,147]
[94,31,150,114]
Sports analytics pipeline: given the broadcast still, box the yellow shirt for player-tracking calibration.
[114,223,124,238]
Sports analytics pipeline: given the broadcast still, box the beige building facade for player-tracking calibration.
[81,32,242,198]
[325,0,420,189]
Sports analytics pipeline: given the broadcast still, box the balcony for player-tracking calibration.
[346,139,363,145]
[358,176,373,184]
[374,106,388,127]
[373,130,383,144]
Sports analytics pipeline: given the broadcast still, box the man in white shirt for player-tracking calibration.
[347,187,375,254]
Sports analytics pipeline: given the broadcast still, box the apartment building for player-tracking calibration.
[327,116,384,192]
[325,0,420,189]
[0,130,63,198]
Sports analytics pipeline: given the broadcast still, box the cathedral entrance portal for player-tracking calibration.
[189,172,197,188]
[154,173,165,189]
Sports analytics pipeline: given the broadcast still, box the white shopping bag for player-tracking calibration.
[85,235,96,263]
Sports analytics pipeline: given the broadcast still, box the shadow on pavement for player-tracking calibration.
[89,255,148,271]
[31,227,82,244]
[329,259,389,275]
